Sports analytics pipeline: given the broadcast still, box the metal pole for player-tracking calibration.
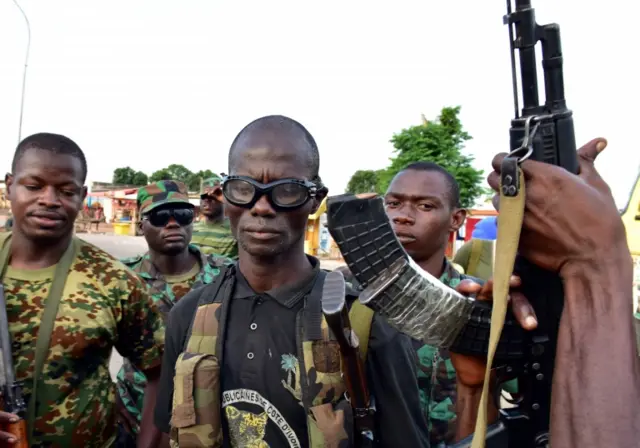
[12,0,32,145]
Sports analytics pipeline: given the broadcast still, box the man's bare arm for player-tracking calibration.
[455,383,499,442]
[552,250,640,447]
[137,367,170,448]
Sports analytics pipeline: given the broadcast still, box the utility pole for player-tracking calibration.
[13,0,32,144]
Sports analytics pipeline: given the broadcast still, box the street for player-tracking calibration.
[77,233,344,380]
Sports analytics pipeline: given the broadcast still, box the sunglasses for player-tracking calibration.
[221,175,320,211]
[143,208,194,227]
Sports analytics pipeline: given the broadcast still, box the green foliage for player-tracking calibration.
[375,106,484,208]
[112,167,148,186]
[186,170,215,191]
[114,165,218,191]
[345,169,384,194]
[149,168,172,182]
[131,171,148,186]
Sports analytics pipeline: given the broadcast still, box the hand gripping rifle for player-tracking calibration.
[322,271,375,447]
[327,1,576,446]
[0,286,28,447]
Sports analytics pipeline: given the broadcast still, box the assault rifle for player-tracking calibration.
[327,1,577,446]
[322,271,375,447]
[0,285,28,447]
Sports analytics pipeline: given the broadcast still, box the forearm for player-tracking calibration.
[137,368,170,448]
[454,383,498,442]
[552,253,640,447]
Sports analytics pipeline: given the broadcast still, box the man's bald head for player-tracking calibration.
[228,115,321,181]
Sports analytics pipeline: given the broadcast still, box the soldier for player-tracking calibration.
[453,216,497,282]
[0,133,165,447]
[154,115,432,447]
[116,180,231,446]
[191,174,239,258]
[351,162,531,445]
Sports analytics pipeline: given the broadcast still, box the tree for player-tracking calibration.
[150,164,193,184]
[112,167,148,186]
[187,170,215,192]
[378,106,484,208]
[132,171,148,186]
[149,168,172,182]
[345,169,384,194]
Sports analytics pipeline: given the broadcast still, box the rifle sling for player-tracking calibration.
[0,235,77,443]
[470,165,525,448]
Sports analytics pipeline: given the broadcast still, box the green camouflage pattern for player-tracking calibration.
[414,261,467,446]
[173,302,223,447]
[173,272,356,447]
[137,180,192,214]
[2,235,165,448]
[171,351,223,448]
[201,175,223,192]
[117,245,232,435]
[191,220,238,259]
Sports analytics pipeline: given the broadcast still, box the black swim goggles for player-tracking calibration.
[143,207,195,227]
[221,175,323,211]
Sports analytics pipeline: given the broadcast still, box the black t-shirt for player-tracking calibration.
[155,258,430,448]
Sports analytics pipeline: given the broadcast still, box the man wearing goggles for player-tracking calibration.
[191,175,238,259]
[155,115,429,448]
[116,180,231,447]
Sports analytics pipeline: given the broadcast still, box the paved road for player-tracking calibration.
[77,234,345,380]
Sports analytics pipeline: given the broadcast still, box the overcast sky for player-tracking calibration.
[1,1,638,208]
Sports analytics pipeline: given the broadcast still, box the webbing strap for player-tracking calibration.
[470,168,525,448]
[349,301,374,361]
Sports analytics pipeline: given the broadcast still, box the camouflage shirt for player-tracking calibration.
[2,237,164,448]
[191,219,239,259]
[415,260,475,447]
[117,245,231,434]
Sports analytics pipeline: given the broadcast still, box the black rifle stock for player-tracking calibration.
[321,272,375,447]
[0,285,28,447]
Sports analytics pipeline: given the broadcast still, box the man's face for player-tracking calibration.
[200,185,224,219]
[225,133,324,259]
[384,169,465,262]
[141,204,194,255]
[6,148,87,242]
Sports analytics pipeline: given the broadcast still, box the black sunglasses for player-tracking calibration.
[143,208,194,227]
[221,175,320,211]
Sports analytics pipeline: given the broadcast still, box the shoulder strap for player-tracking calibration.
[467,238,484,277]
[0,233,11,278]
[303,270,327,341]
[349,301,374,362]
[28,238,78,441]
[182,264,232,353]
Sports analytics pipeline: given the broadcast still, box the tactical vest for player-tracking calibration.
[170,265,374,448]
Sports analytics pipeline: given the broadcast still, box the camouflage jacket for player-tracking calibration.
[191,219,239,259]
[1,235,164,447]
[415,260,478,447]
[117,245,231,434]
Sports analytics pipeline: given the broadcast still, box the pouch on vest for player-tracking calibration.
[170,267,231,448]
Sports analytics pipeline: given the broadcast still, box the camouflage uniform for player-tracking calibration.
[117,181,233,435]
[192,175,238,259]
[415,261,473,447]
[2,235,164,448]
